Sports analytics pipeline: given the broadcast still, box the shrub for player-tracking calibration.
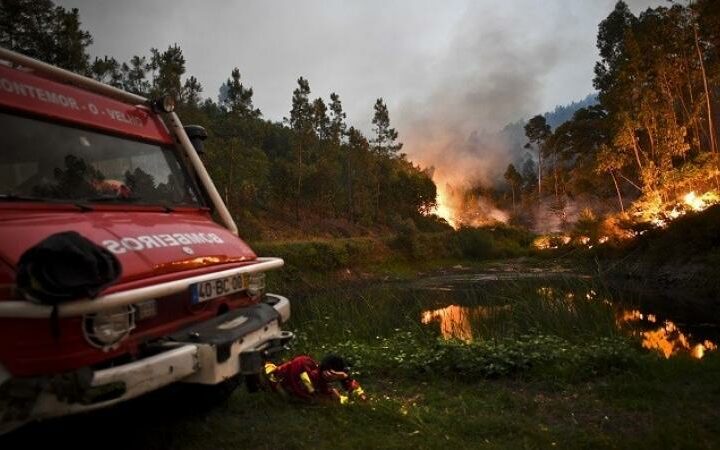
[302,330,640,381]
[392,218,420,257]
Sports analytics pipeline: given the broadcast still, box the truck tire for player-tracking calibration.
[244,374,262,393]
[184,375,241,408]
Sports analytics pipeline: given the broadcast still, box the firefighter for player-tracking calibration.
[263,354,367,404]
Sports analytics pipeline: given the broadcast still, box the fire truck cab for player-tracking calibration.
[0,48,292,433]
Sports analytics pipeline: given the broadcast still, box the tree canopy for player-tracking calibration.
[0,0,441,239]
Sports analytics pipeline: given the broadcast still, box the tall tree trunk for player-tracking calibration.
[629,125,644,174]
[296,142,302,223]
[695,24,718,153]
[553,151,559,203]
[346,150,353,222]
[537,148,543,198]
[610,170,624,213]
[644,119,656,161]
[683,54,701,155]
[618,172,643,192]
[375,180,380,223]
[511,184,516,212]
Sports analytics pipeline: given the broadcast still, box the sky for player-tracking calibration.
[57,0,664,184]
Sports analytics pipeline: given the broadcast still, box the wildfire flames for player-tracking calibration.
[432,183,508,229]
[434,186,457,228]
[642,190,720,230]
[533,190,720,250]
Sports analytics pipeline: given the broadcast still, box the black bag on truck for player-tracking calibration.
[16,231,122,337]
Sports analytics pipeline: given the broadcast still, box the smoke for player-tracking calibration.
[396,0,665,226]
[440,182,509,228]
[397,3,570,227]
[398,2,567,192]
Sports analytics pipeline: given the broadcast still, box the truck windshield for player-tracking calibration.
[0,111,202,207]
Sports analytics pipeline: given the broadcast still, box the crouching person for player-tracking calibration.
[264,354,367,404]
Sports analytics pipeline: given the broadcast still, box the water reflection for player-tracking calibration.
[421,304,511,343]
[421,305,473,342]
[421,288,718,360]
[620,309,718,359]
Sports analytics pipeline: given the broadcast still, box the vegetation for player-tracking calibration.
[492,1,720,232]
[287,279,635,379]
[0,0,442,240]
[5,276,720,449]
[3,2,720,447]
[253,225,535,289]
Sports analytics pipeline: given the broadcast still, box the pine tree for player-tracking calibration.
[524,115,552,198]
[371,98,403,156]
[288,77,314,221]
[504,164,522,212]
[91,56,123,88]
[222,68,260,118]
[0,0,92,73]
[311,97,330,140]
[328,92,347,145]
[182,76,203,108]
[149,44,185,100]
[121,56,151,96]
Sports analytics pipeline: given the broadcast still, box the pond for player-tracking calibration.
[410,266,719,360]
[289,261,719,360]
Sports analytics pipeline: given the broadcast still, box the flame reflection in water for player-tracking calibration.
[421,304,511,343]
[422,296,717,359]
[620,310,718,359]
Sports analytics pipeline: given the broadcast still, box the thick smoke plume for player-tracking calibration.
[396,0,661,227]
[398,3,565,194]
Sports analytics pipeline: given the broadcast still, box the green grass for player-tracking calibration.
[8,355,720,449]
[252,225,536,289]
[287,278,621,343]
[281,279,641,384]
[4,266,720,448]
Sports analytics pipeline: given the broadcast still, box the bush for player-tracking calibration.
[253,237,383,273]
[392,218,420,257]
[306,330,640,381]
[453,226,533,259]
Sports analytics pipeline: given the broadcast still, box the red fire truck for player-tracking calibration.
[0,48,292,433]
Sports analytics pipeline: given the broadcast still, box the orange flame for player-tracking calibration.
[636,190,720,230]
[434,185,457,229]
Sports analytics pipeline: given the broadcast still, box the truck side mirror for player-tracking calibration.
[184,125,208,155]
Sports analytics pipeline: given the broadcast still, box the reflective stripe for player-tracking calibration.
[339,394,349,405]
[299,371,314,394]
[351,386,365,398]
[264,362,279,383]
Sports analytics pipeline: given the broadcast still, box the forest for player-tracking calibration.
[1,0,720,242]
[0,0,439,240]
[498,0,720,238]
[4,2,720,447]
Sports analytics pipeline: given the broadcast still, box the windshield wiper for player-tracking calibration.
[0,193,48,202]
[1,193,94,212]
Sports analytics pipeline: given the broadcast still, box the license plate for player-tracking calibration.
[190,274,246,304]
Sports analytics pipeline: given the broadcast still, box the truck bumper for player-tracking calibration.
[0,294,292,434]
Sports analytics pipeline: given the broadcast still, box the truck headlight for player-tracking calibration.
[83,306,136,350]
[247,272,266,299]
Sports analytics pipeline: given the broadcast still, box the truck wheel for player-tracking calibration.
[209,375,242,400]
[185,375,241,408]
[245,374,262,393]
